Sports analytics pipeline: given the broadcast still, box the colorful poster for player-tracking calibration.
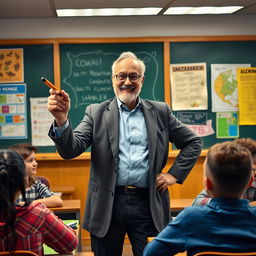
[211,64,250,112]
[0,48,24,83]
[216,112,239,138]
[170,63,208,111]
[237,67,256,125]
[30,97,55,146]
[0,84,27,139]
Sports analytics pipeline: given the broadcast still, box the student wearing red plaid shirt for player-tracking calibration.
[192,137,256,206]
[0,149,78,255]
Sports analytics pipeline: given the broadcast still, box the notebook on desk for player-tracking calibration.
[43,220,79,255]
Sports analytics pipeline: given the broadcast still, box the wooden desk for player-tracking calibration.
[50,199,80,220]
[50,200,81,251]
[170,198,194,211]
[170,198,193,217]
[250,201,256,206]
[52,185,76,199]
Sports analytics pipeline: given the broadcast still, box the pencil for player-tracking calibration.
[41,77,58,91]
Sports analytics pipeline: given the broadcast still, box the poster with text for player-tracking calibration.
[237,67,256,125]
[30,97,55,146]
[170,63,208,111]
[0,84,27,139]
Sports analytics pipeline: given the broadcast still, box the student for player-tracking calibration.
[9,143,63,207]
[143,141,256,255]
[192,137,256,206]
[0,149,78,255]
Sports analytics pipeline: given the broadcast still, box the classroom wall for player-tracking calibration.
[0,15,256,39]
[1,14,255,245]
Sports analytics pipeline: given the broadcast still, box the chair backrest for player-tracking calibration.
[36,176,50,188]
[0,250,38,256]
[194,252,256,256]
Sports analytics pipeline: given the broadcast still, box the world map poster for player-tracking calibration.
[211,64,250,112]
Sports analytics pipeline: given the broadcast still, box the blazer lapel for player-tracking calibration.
[141,100,157,172]
[104,98,119,164]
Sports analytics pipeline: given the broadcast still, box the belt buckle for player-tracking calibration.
[125,185,136,193]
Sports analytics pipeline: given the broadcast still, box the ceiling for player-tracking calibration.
[1,0,256,18]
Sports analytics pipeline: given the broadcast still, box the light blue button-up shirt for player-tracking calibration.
[53,98,150,188]
[116,98,149,188]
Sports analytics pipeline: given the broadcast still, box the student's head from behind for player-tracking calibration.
[204,141,253,198]
[234,138,256,173]
[111,51,145,109]
[0,149,26,216]
[9,143,38,178]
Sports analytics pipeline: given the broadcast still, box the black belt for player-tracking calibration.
[116,186,148,194]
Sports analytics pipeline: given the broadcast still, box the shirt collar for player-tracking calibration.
[209,197,249,209]
[116,97,142,112]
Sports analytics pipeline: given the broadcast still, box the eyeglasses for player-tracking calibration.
[114,73,141,83]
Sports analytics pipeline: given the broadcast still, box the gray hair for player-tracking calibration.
[111,51,146,76]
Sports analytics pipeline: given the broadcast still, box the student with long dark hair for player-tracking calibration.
[0,149,78,255]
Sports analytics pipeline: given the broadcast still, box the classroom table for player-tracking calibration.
[49,200,82,252]
[250,201,256,206]
[170,198,194,216]
[50,199,81,220]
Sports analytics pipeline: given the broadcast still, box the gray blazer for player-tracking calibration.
[49,98,202,238]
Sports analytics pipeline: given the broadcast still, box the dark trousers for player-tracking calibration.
[91,188,158,256]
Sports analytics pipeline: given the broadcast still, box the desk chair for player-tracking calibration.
[0,250,38,256]
[193,252,256,256]
[37,176,50,188]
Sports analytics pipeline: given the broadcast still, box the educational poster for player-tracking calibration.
[0,48,24,83]
[0,84,27,139]
[170,63,208,111]
[211,64,250,112]
[216,112,239,138]
[177,111,214,137]
[30,97,55,146]
[237,67,256,125]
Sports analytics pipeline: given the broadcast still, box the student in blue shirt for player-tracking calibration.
[143,141,256,256]
[192,137,256,206]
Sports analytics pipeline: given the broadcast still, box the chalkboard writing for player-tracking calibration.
[60,43,164,127]
[177,112,207,125]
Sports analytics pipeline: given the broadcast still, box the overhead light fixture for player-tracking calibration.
[163,6,244,15]
[57,8,162,17]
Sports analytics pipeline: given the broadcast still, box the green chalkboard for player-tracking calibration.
[170,41,256,149]
[60,42,164,127]
[0,44,55,153]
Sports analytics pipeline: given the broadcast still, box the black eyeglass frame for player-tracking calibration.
[114,73,141,83]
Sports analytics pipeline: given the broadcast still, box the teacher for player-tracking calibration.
[47,51,202,256]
